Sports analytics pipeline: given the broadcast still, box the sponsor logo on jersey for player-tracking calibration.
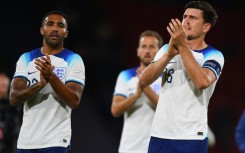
[28,71,37,75]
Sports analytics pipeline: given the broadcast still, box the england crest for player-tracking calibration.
[54,67,66,79]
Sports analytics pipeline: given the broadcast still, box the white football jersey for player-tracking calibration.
[13,48,85,149]
[113,67,162,153]
[150,44,224,140]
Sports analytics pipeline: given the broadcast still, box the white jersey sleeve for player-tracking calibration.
[202,49,224,79]
[14,53,30,79]
[65,53,85,86]
[113,69,133,98]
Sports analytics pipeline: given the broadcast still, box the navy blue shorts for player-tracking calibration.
[17,146,69,153]
[148,136,208,153]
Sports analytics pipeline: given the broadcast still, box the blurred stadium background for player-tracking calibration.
[0,0,244,153]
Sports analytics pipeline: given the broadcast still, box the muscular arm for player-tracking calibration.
[111,83,142,118]
[167,19,216,89]
[48,73,84,109]
[9,77,46,106]
[35,53,84,109]
[111,84,159,117]
[139,51,175,88]
[111,92,141,118]
[178,46,216,89]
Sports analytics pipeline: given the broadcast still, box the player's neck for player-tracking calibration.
[139,63,147,69]
[41,46,64,55]
[187,39,207,50]
[137,63,147,75]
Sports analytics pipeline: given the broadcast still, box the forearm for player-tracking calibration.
[140,53,172,87]
[178,46,212,89]
[111,94,139,117]
[143,86,158,107]
[35,55,82,109]
[9,82,43,106]
[48,73,81,109]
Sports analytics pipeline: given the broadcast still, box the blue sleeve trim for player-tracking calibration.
[65,80,85,87]
[202,66,218,79]
[13,75,31,86]
[202,60,221,78]
[113,93,127,98]
[13,75,28,80]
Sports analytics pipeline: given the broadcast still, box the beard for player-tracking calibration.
[187,35,197,41]
[186,31,202,41]
[44,35,63,48]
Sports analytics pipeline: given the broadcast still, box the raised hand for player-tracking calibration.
[38,73,48,87]
[35,53,55,82]
[166,18,187,50]
[166,37,179,58]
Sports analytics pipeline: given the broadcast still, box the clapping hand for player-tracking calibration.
[167,18,187,51]
[35,53,55,83]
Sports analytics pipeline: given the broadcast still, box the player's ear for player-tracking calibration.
[64,30,68,38]
[137,47,140,57]
[203,23,211,33]
[40,27,44,35]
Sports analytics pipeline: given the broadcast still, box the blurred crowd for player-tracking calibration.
[0,72,22,153]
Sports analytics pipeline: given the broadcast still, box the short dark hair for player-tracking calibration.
[139,30,163,48]
[41,10,68,28]
[184,1,218,27]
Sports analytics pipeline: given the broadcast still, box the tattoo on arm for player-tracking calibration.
[13,78,27,90]
[10,78,43,105]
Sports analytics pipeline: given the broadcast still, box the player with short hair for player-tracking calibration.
[9,10,85,153]
[139,1,224,153]
[111,30,163,153]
